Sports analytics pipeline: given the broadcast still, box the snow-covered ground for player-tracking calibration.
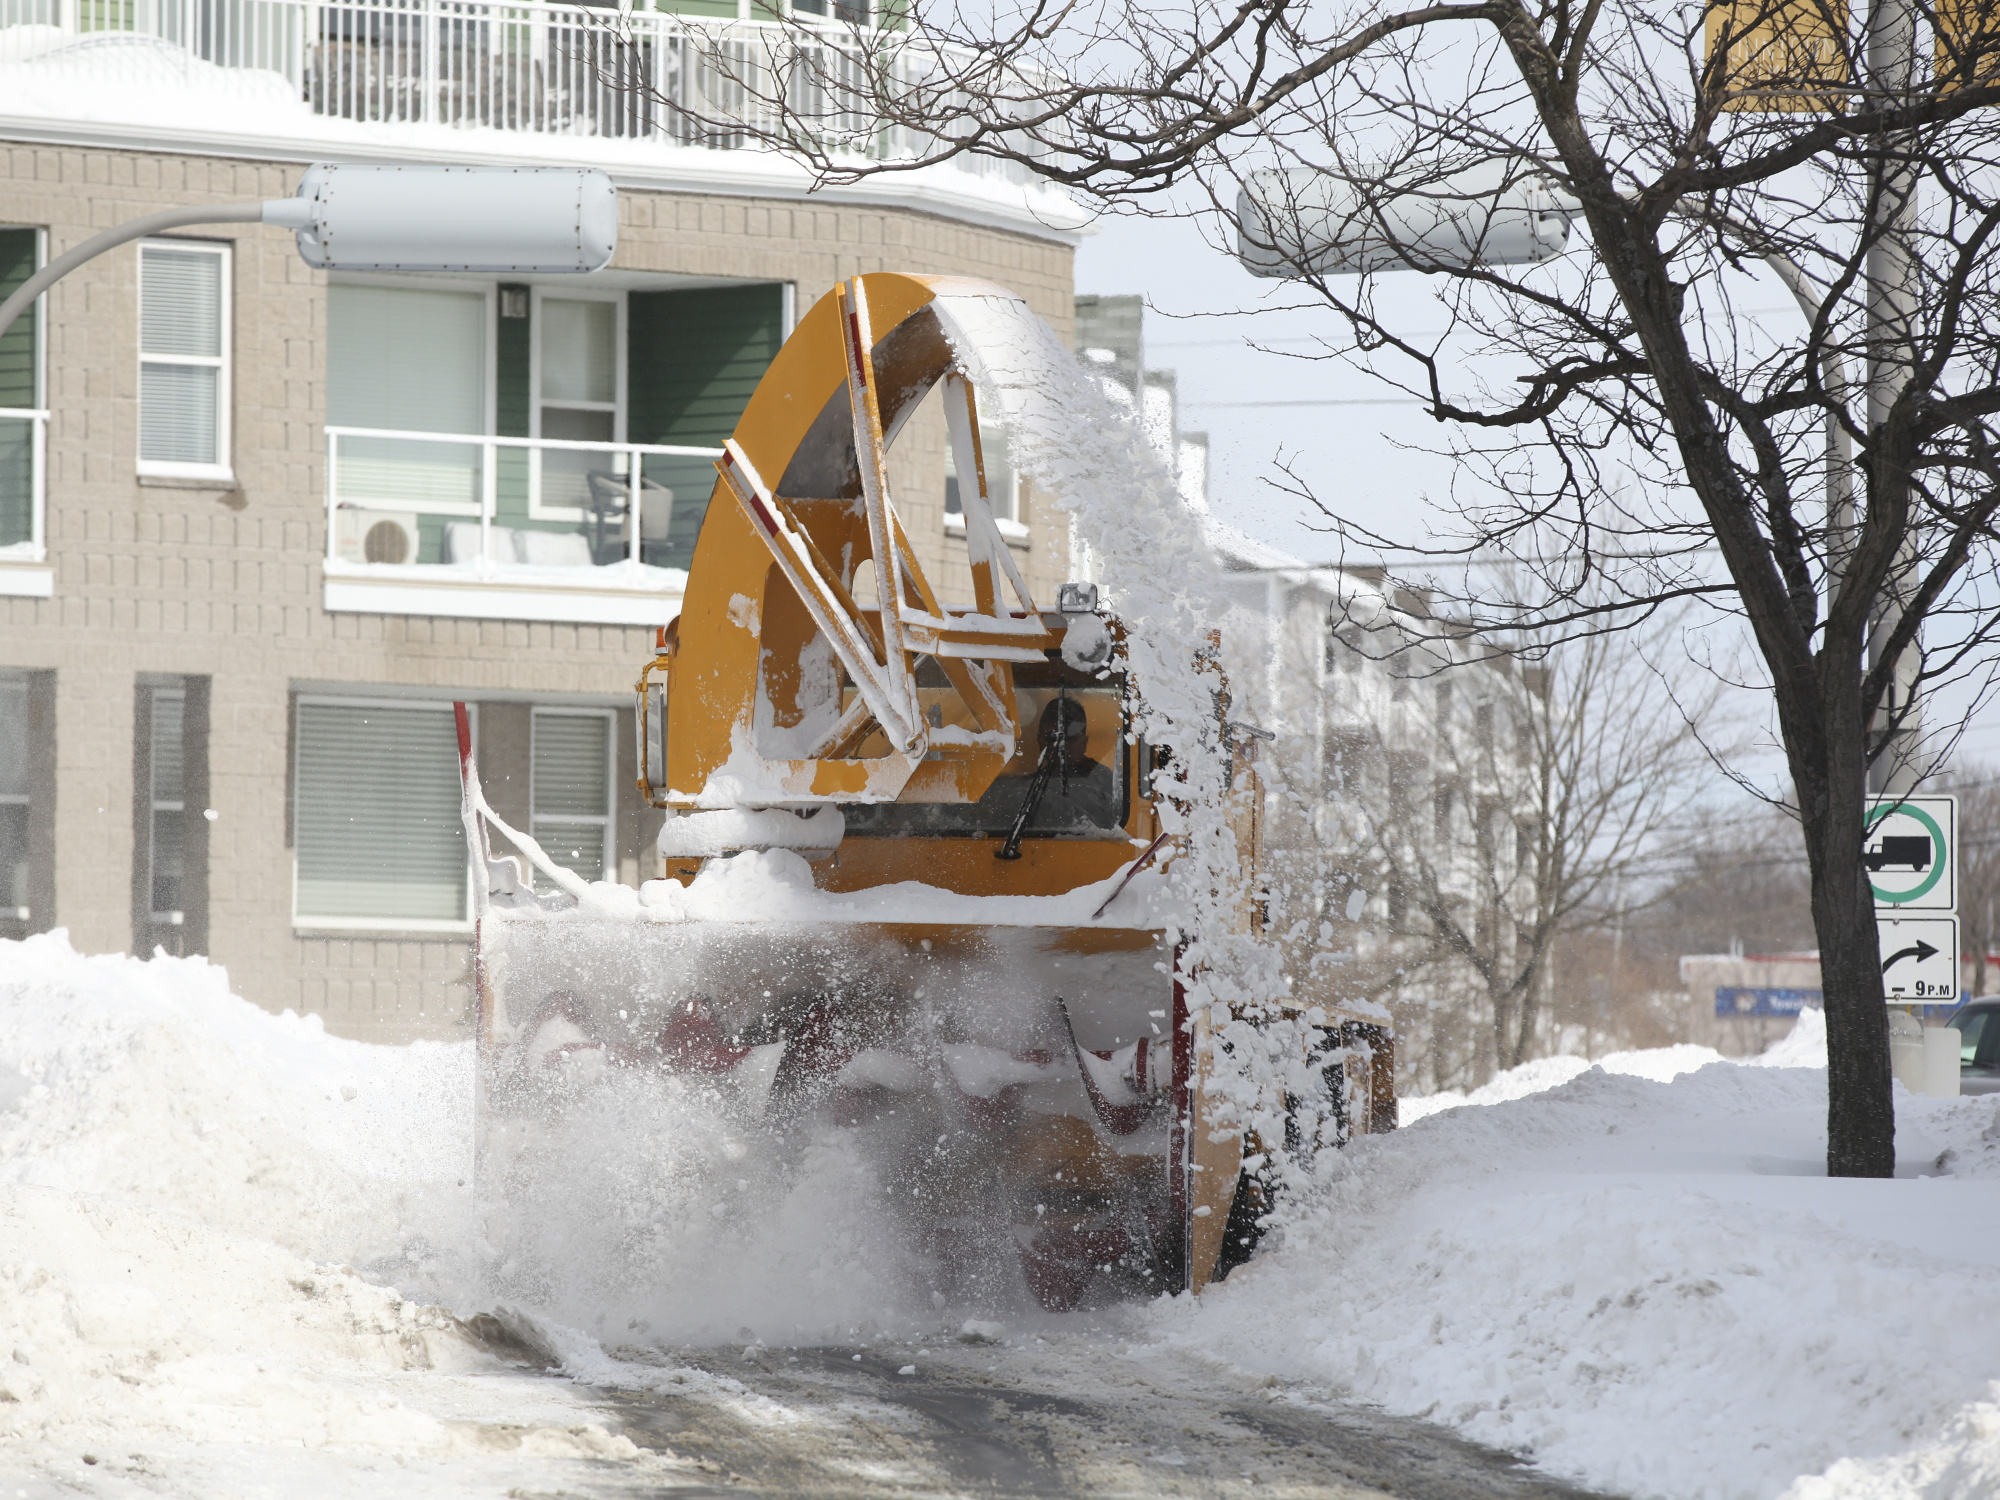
[3,931,1998,1498]
[0,933,702,1496]
[1168,1012,2000,1499]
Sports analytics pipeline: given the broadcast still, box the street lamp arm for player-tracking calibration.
[0,198,310,345]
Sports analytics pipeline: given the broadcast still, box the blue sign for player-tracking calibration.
[1716,988,1822,1017]
[1715,987,1968,1018]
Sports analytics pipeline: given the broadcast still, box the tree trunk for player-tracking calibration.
[1795,723,1897,1177]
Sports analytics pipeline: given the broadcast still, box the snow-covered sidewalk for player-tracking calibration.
[1158,1014,2000,1499]
[5,930,1999,1498]
[0,933,703,1496]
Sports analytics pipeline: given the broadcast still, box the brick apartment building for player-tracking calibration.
[0,0,1083,1039]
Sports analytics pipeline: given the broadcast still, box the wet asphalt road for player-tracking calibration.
[536,1334,1616,1500]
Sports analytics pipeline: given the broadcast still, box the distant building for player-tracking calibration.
[0,7,1083,1039]
[1073,293,1209,514]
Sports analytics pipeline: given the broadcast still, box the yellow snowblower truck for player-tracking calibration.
[455,273,1395,1311]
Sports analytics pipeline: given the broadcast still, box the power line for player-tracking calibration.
[1181,397,1427,408]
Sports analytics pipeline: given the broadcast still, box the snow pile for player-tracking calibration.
[1400,1042,1728,1123]
[1161,1009,2000,1500]
[0,933,685,1493]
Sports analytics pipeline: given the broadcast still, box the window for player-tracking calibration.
[138,241,230,478]
[536,293,621,444]
[532,709,613,883]
[0,669,51,938]
[944,423,1018,525]
[294,699,470,928]
[0,674,28,927]
[328,283,489,513]
[1,226,42,553]
[148,688,185,925]
[134,678,208,957]
[1957,1006,1992,1064]
[320,277,780,609]
[532,290,624,519]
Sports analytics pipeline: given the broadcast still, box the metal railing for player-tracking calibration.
[0,407,47,557]
[325,424,723,578]
[0,0,1043,183]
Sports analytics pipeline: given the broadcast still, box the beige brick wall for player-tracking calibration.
[0,144,1076,1042]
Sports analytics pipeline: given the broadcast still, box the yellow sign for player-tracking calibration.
[1704,0,1852,113]
[1937,0,2000,93]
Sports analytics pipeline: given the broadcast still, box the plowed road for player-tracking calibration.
[542,1334,1613,1500]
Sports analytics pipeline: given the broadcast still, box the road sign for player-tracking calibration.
[1865,796,1957,912]
[1878,915,1960,1001]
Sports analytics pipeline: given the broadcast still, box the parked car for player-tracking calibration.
[1947,1000,2000,1094]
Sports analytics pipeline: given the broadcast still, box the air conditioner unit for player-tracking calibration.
[333,509,421,565]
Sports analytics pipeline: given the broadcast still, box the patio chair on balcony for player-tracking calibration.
[585,468,674,567]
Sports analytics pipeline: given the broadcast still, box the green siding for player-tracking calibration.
[627,283,784,448]
[493,285,531,535]
[495,285,531,438]
[0,229,36,410]
[628,282,784,572]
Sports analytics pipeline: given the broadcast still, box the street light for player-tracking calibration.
[0,164,618,344]
[1237,162,1578,277]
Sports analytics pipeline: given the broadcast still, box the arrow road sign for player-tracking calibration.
[1865,796,1957,912]
[1882,937,1938,973]
[1877,916,1960,1001]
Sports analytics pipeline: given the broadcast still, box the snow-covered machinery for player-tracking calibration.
[456,274,1395,1312]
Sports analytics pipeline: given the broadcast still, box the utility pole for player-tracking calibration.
[1865,0,1923,796]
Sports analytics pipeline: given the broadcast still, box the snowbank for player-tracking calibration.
[1158,1008,2000,1499]
[9,931,1998,1498]
[0,933,692,1495]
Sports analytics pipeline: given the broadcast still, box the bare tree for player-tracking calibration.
[1344,613,1718,1078]
[1231,570,1719,1089]
[619,0,2000,1175]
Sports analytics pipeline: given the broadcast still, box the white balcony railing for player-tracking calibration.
[0,405,48,574]
[0,0,1042,186]
[323,424,721,623]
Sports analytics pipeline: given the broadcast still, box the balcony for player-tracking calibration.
[0,0,1066,220]
[0,406,48,598]
[322,425,720,623]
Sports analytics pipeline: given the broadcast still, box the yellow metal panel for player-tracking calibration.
[1937,0,2000,91]
[1704,0,1851,112]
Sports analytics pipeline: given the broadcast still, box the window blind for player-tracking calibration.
[139,364,218,465]
[329,285,486,434]
[295,701,467,923]
[148,691,185,920]
[329,286,486,510]
[150,691,184,806]
[139,244,226,469]
[141,249,221,358]
[532,710,611,883]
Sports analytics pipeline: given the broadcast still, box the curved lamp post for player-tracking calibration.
[0,164,619,344]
